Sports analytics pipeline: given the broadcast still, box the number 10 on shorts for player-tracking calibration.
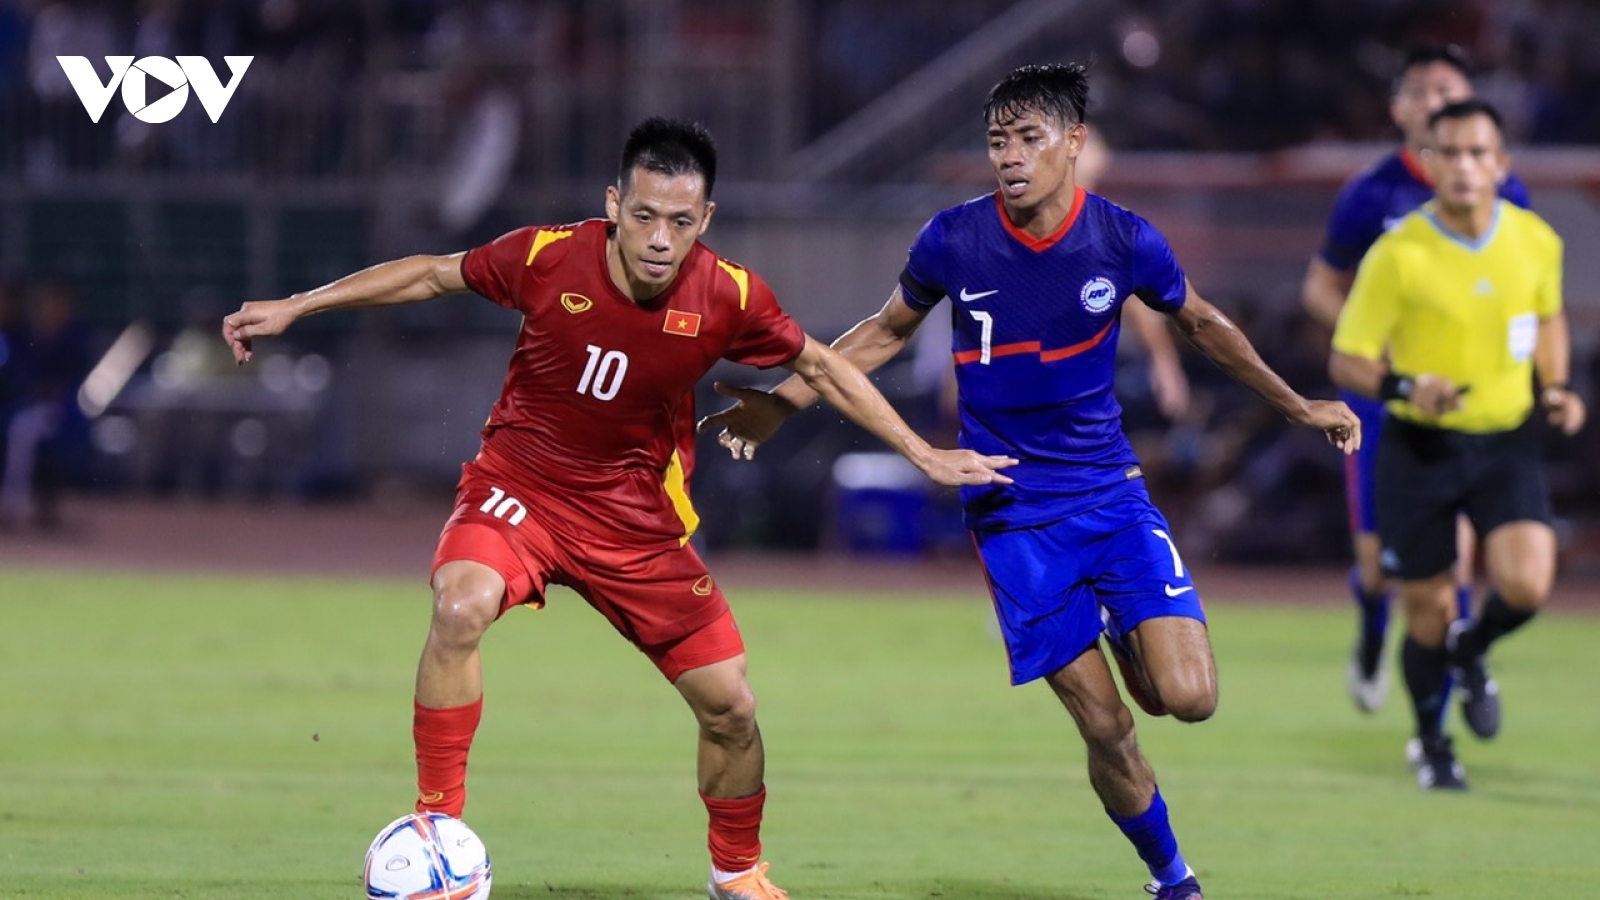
[479,487,528,526]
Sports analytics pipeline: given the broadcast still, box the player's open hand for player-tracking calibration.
[1543,386,1586,436]
[222,299,300,364]
[1296,398,1362,454]
[916,447,1019,487]
[696,382,795,460]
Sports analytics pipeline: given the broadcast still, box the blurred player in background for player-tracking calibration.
[1301,42,1531,714]
[1,276,92,531]
[703,64,1358,900]
[1331,99,1583,790]
[223,117,1015,900]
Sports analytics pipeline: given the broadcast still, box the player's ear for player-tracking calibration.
[605,184,622,223]
[698,200,716,236]
[1069,121,1088,148]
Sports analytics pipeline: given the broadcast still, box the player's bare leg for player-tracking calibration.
[1047,644,1154,812]
[677,656,787,900]
[1125,616,1218,723]
[676,655,764,799]
[1447,521,1554,741]
[1046,644,1199,894]
[1479,521,1555,617]
[413,560,505,816]
[1353,531,1387,600]
[419,561,504,706]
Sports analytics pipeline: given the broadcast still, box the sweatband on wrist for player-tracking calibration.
[1379,372,1414,402]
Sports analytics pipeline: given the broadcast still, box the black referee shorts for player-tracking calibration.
[1373,415,1553,581]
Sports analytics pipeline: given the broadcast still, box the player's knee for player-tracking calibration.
[1494,576,1550,610]
[1354,560,1386,594]
[1145,663,1217,722]
[696,685,758,746]
[429,582,500,644]
[1163,686,1217,723]
[1082,717,1139,767]
[1077,700,1137,750]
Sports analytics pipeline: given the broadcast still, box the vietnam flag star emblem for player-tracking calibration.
[663,310,702,337]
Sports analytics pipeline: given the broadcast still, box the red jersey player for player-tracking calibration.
[222,117,1016,900]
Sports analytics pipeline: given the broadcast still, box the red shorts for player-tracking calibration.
[431,470,744,682]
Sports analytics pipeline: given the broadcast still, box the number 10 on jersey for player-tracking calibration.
[577,344,629,400]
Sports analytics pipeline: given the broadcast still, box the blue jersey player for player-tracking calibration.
[702,64,1360,900]
[1299,42,1531,716]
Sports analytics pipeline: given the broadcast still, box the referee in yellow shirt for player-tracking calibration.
[1331,98,1586,791]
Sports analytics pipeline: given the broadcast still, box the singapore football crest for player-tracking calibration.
[1080,277,1117,314]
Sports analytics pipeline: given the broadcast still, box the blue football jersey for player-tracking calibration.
[1319,149,1530,271]
[900,188,1187,531]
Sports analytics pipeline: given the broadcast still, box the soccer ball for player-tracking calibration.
[363,812,492,900]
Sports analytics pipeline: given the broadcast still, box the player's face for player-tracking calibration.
[605,167,715,300]
[1423,114,1508,214]
[1391,62,1472,147]
[986,109,1085,216]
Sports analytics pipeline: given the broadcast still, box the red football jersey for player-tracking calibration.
[459,219,804,547]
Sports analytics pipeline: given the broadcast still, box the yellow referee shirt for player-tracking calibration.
[1333,200,1562,433]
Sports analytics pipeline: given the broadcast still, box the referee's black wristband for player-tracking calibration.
[1379,372,1415,402]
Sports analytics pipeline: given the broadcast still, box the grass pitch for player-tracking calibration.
[2,568,1597,899]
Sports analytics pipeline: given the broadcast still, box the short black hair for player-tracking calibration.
[984,63,1089,128]
[618,117,718,198]
[1429,97,1505,136]
[1393,41,1472,93]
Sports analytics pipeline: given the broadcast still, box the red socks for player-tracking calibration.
[413,697,483,818]
[415,694,763,866]
[702,785,766,872]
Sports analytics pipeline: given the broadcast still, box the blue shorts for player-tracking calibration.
[1341,390,1386,534]
[973,487,1207,685]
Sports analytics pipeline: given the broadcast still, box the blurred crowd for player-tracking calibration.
[2,0,1600,182]
[1085,0,1600,149]
[808,0,1600,149]
[0,274,92,530]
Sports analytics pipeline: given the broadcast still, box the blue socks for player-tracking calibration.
[1349,566,1389,646]
[1108,788,1189,886]
[1455,583,1473,622]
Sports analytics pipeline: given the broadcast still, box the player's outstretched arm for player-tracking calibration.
[782,335,1015,486]
[696,286,926,458]
[1172,282,1360,453]
[222,253,468,364]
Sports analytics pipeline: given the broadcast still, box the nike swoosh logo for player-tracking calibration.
[958,288,998,302]
[1164,584,1194,597]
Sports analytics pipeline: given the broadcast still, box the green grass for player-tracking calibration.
[2,568,1597,899]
